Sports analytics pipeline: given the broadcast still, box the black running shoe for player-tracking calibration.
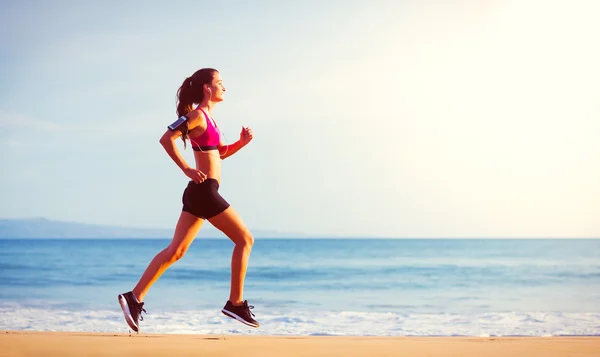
[221,300,260,328]
[118,291,146,332]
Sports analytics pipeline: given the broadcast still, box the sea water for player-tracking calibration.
[1,238,599,336]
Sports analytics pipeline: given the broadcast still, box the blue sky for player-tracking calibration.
[1,0,598,238]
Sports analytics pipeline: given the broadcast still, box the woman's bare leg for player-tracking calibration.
[208,206,254,305]
[132,211,204,302]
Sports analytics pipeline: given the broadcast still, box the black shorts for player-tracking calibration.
[181,179,230,219]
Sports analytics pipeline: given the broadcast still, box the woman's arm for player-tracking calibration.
[159,128,192,172]
[159,111,207,183]
[219,126,253,160]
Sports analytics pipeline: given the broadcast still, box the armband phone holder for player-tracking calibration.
[168,116,188,131]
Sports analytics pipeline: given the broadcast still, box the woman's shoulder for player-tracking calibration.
[185,109,208,128]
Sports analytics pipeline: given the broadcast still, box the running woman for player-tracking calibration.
[118,68,259,332]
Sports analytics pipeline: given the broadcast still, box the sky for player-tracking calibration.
[1,0,599,238]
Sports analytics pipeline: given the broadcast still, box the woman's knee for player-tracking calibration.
[236,230,254,248]
[165,245,188,262]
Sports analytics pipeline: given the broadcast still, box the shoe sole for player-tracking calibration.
[118,294,139,332]
[221,308,260,328]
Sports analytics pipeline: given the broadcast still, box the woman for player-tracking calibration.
[118,68,259,332]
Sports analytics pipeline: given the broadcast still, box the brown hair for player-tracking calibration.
[175,68,218,146]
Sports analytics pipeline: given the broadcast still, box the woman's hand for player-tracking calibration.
[184,167,207,184]
[240,126,253,145]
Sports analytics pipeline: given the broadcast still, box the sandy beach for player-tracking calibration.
[1,331,598,357]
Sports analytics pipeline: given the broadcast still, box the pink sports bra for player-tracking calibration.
[189,108,221,151]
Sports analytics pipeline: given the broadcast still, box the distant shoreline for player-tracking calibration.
[0,217,313,239]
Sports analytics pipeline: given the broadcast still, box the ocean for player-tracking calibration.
[1,238,599,336]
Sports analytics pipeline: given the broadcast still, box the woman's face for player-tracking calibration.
[207,72,226,102]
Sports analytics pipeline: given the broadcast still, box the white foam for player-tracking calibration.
[1,306,598,336]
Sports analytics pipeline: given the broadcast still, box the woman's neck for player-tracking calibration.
[198,100,216,116]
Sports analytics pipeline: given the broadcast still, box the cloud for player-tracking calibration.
[0,111,61,131]
[4,139,22,148]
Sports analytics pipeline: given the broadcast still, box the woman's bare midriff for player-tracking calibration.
[194,150,221,183]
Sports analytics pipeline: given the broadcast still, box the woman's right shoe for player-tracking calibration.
[221,300,260,328]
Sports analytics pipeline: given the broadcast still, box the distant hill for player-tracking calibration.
[0,218,306,239]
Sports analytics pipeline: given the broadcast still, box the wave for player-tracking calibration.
[1,303,598,336]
